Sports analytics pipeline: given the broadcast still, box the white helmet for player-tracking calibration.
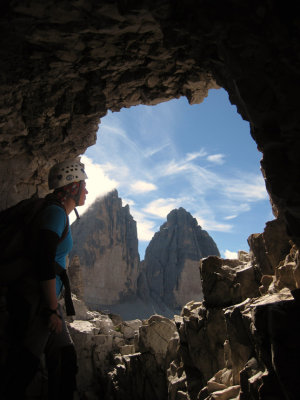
[48,158,88,190]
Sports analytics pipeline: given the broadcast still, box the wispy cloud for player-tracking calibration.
[224,215,237,220]
[206,153,225,165]
[100,123,127,139]
[83,96,271,254]
[144,142,171,158]
[222,174,268,202]
[130,180,157,194]
[185,149,207,162]
[143,197,186,219]
[129,209,157,241]
[195,215,234,232]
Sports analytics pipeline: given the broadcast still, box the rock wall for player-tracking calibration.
[140,208,220,313]
[1,1,300,248]
[90,220,298,400]
[22,217,300,400]
[1,2,300,398]
[68,255,84,300]
[70,190,140,309]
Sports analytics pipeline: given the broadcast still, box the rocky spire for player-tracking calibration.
[139,207,220,312]
[70,189,140,310]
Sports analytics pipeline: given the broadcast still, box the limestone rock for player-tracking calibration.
[70,190,140,310]
[140,208,220,313]
[138,315,178,368]
[1,0,300,249]
[105,314,178,400]
[248,217,292,275]
[119,319,143,340]
[177,303,227,388]
[1,2,300,399]
[274,245,300,291]
[200,255,260,308]
[71,202,220,320]
[68,255,84,299]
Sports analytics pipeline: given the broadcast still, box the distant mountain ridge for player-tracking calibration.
[70,190,220,319]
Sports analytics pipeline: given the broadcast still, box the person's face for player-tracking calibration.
[78,181,88,206]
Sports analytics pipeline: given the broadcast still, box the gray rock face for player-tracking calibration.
[68,255,84,300]
[1,1,300,249]
[70,190,140,310]
[140,208,220,313]
[70,201,220,319]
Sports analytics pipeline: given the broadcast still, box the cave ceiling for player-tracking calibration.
[0,0,300,244]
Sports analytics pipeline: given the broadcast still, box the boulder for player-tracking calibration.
[248,218,291,275]
[139,315,178,368]
[200,256,260,308]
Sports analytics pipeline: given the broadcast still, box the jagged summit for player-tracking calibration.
[70,190,140,310]
[141,206,220,313]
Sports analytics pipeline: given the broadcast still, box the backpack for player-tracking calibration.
[0,196,68,286]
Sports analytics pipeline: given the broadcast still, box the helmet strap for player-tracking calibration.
[74,208,80,220]
[73,180,84,207]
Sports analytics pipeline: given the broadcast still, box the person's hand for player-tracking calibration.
[48,312,62,333]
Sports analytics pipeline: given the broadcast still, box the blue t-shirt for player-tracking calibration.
[39,205,73,296]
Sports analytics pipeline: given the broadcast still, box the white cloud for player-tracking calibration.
[83,99,270,254]
[185,149,207,162]
[224,215,237,220]
[206,153,225,165]
[130,180,157,194]
[159,159,218,190]
[69,155,118,224]
[196,216,233,232]
[144,142,171,158]
[159,159,192,176]
[223,175,268,202]
[100,122,128,139]
[122,197,135,207]
[129,209,157,241]
[137,219,156,241]
[143,197,185,219]
[223,250,238,259]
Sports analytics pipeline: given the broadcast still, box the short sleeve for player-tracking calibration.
[39,205,67,238]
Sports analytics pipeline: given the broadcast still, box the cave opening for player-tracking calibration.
[78,88,273,260]
[1,1,300,397]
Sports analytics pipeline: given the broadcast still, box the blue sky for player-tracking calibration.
[76,88,273,260]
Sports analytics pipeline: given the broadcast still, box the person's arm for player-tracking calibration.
[36,229,63,333]
[40,278,58,310]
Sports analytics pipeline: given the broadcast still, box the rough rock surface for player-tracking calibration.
[1,0,300,248]
[140,208,220,313]
[248,217,292,276]
[200,255,261,308]
[23,217,300,400]
[78,219,295,400]
[70,199,220,320]
[70,190,140,310]
[1,1,300,399]
[105,314,178,400]
[68,255,84,300]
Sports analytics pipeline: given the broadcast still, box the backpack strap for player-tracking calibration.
[54,262,75,316]
[58,214,69,243]
[44,194,69,242]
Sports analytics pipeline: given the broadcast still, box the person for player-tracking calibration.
[2,158,88,399]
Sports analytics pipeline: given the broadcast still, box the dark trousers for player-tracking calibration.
[2,280,77,399]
